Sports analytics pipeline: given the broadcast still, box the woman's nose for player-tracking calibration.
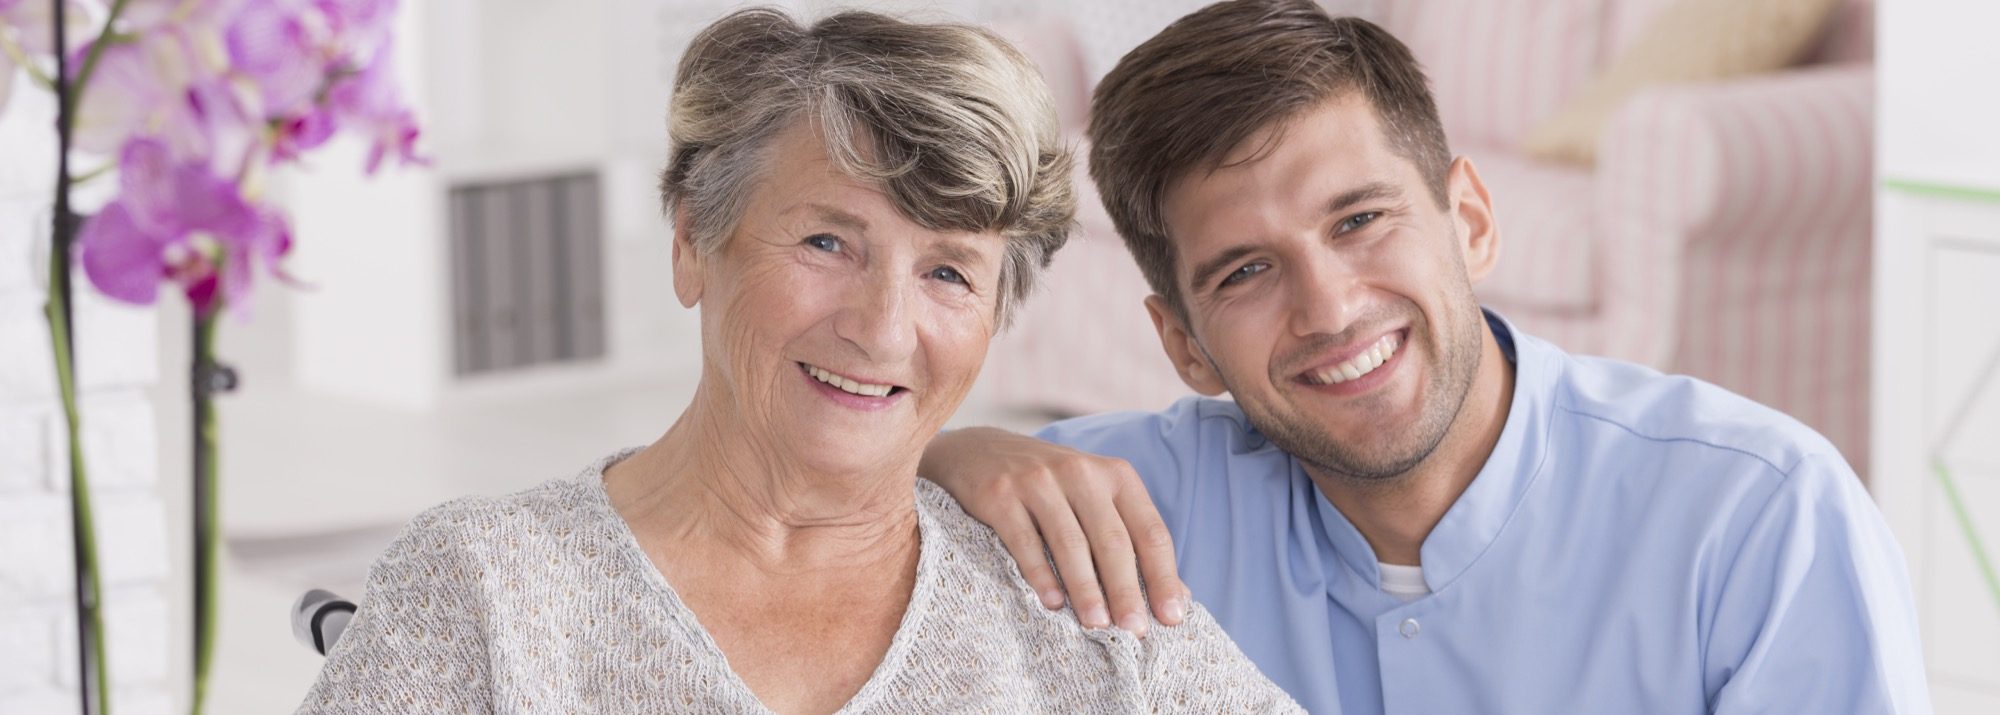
[835,273,917,363]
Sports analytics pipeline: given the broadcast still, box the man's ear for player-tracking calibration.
[1446,156,1501,285]
[670,206,705,308]
[1145,294,1227,396]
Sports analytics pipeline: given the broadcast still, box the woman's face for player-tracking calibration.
[674,122,1005,477]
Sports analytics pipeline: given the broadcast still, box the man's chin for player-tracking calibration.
[1305,450,1431,483]
[1249,415,1430,482]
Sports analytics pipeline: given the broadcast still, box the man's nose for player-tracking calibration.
[1286,251,1364,339]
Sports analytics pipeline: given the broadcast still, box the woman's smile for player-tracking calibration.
[799,361,908,411]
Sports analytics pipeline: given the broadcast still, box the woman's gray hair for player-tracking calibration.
[660,7,1075,328]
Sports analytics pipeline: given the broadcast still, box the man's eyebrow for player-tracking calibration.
[1189,244,1260,293]
[1186,182,1405,291]
[1325,182,1402,216]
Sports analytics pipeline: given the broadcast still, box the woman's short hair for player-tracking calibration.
[660,7,1074,328]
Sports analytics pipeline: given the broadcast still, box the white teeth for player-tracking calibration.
[1310,334,1400,385]
[806,364,895,398]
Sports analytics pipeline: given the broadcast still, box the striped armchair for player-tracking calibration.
[981,0,1877,473]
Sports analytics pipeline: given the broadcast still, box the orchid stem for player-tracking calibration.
[69,162,112,186]
[0,30,56,88]
[50,0,110,711]
[62,0,132,121]
[190,310,223,715]
[46,243,112,715]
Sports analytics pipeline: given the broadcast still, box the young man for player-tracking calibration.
[921,1,1929,712]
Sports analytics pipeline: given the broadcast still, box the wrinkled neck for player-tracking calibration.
[604,379,921,575]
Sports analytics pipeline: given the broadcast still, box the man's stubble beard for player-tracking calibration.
[1206,273,1486,485]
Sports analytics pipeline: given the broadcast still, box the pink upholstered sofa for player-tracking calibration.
[982,0,1877,473]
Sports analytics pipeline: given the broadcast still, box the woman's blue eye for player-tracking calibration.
[1339,212,1381,233]
[805,234,841,252]
[930,266,967,285]
[1221,262,1267,287]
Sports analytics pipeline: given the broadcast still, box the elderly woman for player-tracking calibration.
[297,8,1297,714]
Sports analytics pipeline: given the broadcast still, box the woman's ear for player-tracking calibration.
[670,206,705,308]
[1446,156,1501,285]
[1145,294,1227,396]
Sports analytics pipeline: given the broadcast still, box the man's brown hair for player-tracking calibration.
[1087,0,1451,312]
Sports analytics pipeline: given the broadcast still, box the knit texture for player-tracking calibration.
[297,450,1302,713]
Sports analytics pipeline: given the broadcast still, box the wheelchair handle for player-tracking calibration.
[292,588,357,656]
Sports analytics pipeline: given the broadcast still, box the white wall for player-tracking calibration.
[1878,0,2000,191]
[285,3,453,410]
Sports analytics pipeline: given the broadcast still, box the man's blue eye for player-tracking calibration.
[805,234,841,252]
[1340,212,1381,233]
[930,266,967,285]
[1221,262,1267,287]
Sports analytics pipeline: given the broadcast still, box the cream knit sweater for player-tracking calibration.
[297,450,1302,713]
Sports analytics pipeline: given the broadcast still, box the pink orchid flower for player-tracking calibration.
[59,0,419,315]
[77,137,291,317]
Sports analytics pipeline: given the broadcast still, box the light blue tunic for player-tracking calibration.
[1038,311,1929,714]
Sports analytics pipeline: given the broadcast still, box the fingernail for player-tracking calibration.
[1165,597,1186,623]
[1039,590,1064,609]
[1118,612,1148,635]
[1083,605,1110,628]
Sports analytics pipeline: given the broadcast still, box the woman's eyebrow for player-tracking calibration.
[931,237,995,271]
[787,202,872,233]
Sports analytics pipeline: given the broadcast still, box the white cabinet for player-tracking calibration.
[1874,190,2000,710]
[283,0,689,409]
[1877,2,2000,707]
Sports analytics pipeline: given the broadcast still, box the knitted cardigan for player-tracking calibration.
[298,450,1302,714]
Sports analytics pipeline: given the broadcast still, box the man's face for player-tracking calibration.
[1152,95,1498,482]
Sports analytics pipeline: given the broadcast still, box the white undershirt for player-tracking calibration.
[1378,563,1431,602]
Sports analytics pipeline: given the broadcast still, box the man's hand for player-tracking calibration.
[920,427,1188,636]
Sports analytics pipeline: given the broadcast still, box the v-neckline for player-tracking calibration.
[581,449,939,714]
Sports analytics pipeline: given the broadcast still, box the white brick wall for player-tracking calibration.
[0,79,172,711]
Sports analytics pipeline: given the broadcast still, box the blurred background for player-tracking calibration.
[1,0,1996,712]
